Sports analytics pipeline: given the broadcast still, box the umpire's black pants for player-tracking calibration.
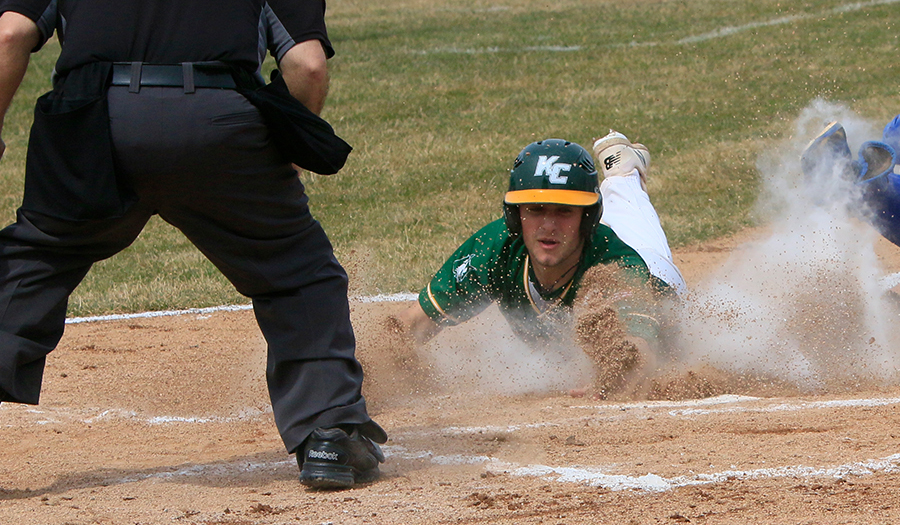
[0,85,376,453]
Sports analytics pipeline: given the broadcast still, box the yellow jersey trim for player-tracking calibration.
[426,282,460,323]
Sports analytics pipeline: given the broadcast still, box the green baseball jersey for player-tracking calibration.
[418,218,667,344]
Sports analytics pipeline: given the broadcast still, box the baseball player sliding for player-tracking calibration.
[392,132,686,398]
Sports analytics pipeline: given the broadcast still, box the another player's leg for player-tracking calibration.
[801,121,900,246]
[592,130,687,296]
[882,113,900,153]
[800,121,857,180]
[855,140,900,246]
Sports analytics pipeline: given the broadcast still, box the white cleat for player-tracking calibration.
[592,130,651,191]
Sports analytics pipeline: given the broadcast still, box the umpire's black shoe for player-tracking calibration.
[298,426,385,489]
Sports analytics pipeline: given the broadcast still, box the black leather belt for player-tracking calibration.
[110,63,237,93]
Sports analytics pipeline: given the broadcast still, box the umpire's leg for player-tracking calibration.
[162,177,374,454]
[107,86,378,453]
[0,208,152,403]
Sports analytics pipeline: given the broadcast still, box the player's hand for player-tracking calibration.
[625,336,652,360]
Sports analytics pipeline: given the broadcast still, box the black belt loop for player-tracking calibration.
[182,63,195,94]
[128,62,143,93]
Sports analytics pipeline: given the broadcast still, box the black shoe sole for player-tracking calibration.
[299,462,380,489]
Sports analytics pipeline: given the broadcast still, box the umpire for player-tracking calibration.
[0,1,386,489]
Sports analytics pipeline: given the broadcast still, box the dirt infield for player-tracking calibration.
[3,228,900,525]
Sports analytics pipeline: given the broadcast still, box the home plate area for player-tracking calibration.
[1,303,900,524]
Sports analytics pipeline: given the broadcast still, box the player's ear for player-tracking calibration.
[504,203,521,236]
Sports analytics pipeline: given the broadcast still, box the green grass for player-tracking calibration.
[0,0,897,315]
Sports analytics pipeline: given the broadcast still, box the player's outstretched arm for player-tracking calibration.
[0,11,40,160]
[393,303,442,346]
[571,264,662,398]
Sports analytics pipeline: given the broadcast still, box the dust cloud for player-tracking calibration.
[425,305,594,396]
[674,99,900,392]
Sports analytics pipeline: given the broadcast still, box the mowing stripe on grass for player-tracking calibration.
[412,0,900,55]
[678,0,900,44]
[410,45,581,55]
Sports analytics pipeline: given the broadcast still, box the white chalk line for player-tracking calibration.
[62,446,900,493]
[89,458,298,489]
[74,442,900,493]
[384,446,900,493]
[59,445,900,493]
[433,395,761,437]
[10,393,900,433]
[879,271,900,291]
[7,393,900,492]
[65,303,254,325]
[0,404,273,428]
[410,45,581,55]
[0,393,754,429]
[35,442,900,493]
[355,292,418,303]
[411,0,899,55]
[402,395,900,439]
[676,0,900,44]
[63,292,417,325]
[386,394,900,492]
[668,396,900,417]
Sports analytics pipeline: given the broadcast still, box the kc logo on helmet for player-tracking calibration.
[533,155,571,184]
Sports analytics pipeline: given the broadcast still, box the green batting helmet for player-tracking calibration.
[503,139,602,237]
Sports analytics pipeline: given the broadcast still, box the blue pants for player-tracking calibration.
[859,172,900,247]
[859,115,900,247]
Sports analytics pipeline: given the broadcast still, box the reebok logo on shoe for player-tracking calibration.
[307,449,340,462]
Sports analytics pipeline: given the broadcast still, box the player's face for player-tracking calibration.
[519,203,585,276]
